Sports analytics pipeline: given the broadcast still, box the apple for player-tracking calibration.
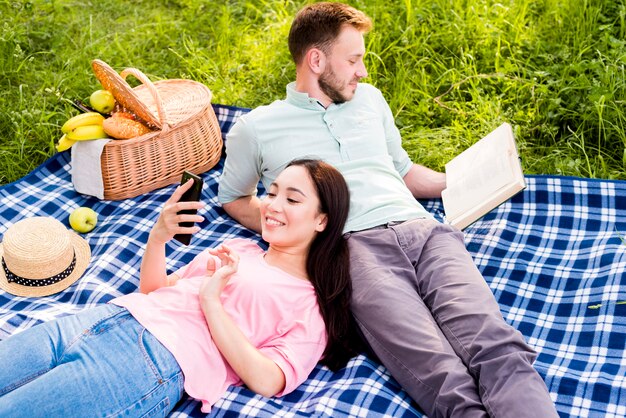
[69,207,98,233]
[89,90,116,114]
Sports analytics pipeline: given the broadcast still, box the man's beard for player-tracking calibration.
[318,66,353,104]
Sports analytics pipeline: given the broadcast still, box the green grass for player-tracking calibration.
[1,0,625,185]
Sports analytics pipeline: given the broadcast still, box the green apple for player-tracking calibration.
[89,90,116,114]
[69,207,98,233]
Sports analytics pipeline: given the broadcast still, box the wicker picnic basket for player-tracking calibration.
[91,59,222,200]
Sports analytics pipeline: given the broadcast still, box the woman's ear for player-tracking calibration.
[315,213,328,232]
[306,48,326,75]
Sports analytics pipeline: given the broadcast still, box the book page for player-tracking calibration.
[442,123,524,228]
[443,152,514,219]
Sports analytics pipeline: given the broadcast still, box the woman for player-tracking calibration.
[0,159,358,416]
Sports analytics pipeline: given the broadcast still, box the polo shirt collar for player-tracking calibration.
[286,82,344,111]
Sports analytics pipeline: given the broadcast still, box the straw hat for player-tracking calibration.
[0,217,91,297]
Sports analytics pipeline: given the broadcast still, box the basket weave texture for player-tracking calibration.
[91,59,222,200]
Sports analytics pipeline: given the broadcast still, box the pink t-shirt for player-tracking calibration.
[112,238,327,413]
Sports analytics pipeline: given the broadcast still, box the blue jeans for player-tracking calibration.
[0,304,184,417]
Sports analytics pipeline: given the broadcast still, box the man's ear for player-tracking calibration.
[315,213,328,232]
[306,48,326,75]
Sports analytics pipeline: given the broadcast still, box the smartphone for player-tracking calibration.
[173,171,203,245]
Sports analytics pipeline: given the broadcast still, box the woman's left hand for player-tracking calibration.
[198,243,286,397]
[200,244,239,305]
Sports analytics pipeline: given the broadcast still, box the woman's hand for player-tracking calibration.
[198,244,286,397]
[139,180,204,294]
[149,179,205,245]
[200,244,239,305]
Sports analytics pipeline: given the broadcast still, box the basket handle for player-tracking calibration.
[119,68,170,133]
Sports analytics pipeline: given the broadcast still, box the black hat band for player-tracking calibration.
[2,253,77,287]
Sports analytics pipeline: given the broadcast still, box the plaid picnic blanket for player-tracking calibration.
[1,104,625,417]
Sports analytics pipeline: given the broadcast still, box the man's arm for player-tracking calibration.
[373,87,446,199]
[222,195,263,234]
[218,113,265,233]
[403,163,447,199]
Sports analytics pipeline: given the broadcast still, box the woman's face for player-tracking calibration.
[260,165,328,250]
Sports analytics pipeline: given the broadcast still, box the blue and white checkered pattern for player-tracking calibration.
[422,176,626,418]
[1,104,625,417]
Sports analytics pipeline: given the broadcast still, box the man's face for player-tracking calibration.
[318,25,368,104]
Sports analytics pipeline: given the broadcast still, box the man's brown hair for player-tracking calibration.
[288,2,372,65]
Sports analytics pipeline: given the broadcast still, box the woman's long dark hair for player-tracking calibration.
[287,159,361,371]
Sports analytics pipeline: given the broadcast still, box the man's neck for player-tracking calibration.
[294,76,332,108]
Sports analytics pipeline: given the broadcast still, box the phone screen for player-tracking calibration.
[173,171,203,245]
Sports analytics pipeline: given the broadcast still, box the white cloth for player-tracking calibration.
[71,139,112,200]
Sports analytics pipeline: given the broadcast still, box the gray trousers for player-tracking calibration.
[346,219,558,418]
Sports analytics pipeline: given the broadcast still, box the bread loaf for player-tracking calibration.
[103,115,152,139]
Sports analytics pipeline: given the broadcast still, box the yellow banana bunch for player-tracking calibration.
[66,124,107,141]
[61,112,105,134]
[56,112,108,152]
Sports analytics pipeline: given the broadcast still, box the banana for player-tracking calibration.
[61,112,105,134]
[55,134,76,152]
[66,124,108,141]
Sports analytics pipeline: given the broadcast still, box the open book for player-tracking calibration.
[441,122,525,230]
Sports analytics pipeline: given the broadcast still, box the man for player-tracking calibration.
[218,3,558,417]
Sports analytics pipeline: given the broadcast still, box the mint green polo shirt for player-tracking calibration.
[218,82,433,233]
